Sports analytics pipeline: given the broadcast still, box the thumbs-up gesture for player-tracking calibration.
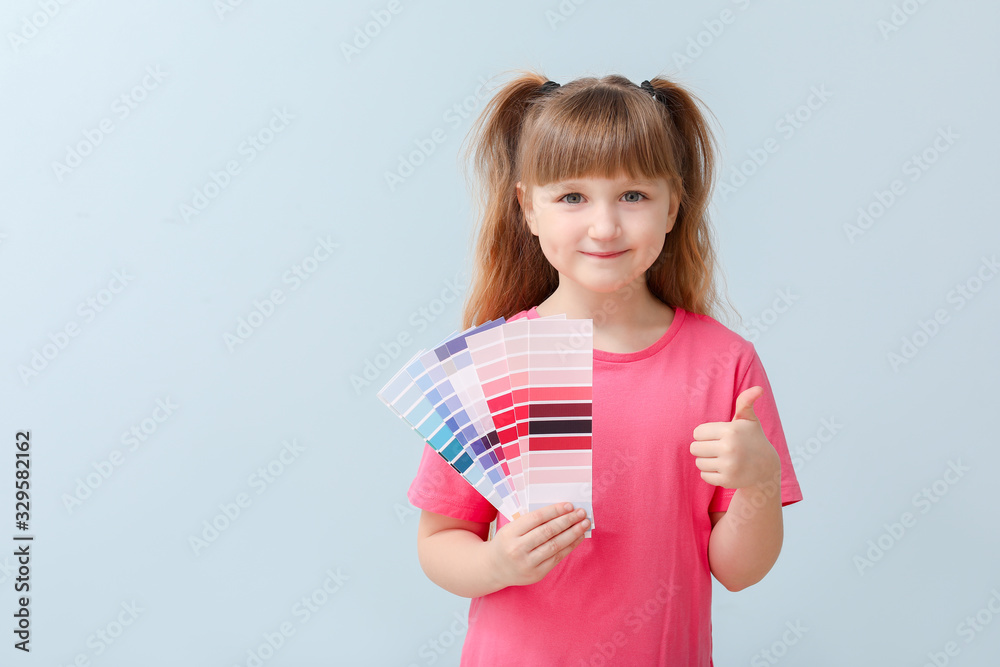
[690,386,780,489]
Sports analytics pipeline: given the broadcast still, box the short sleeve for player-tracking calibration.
[407,442,499,524]
[708,347,804,512]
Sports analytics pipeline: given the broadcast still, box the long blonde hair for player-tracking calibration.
[457,68,738,330]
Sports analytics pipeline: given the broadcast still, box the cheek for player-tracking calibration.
[638,231,666,266]
[536,226,567,257]
[537,236,564,268]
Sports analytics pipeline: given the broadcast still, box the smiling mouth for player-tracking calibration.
[582,250,628,258]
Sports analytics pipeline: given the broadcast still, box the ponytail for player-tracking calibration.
[641,77,736,329]
[458,70,558,329]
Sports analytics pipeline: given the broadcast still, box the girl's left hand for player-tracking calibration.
[690,386,781,489]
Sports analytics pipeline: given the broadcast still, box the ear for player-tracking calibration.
[665,183,680,234]
[516,181,538,236]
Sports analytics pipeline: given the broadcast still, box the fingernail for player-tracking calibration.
[563,503,574,511]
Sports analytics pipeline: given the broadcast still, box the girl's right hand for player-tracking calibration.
[486,503,590,589]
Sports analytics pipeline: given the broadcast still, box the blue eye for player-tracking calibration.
[558,191,647,204]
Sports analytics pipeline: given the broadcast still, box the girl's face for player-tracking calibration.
[516,173,679,296]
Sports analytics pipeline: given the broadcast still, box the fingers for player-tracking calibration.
[535,524,588,573]
[523,506,589,553]
[510,502,578,538]
[527,510,589,560]
[689,439,718,457]
[692,456,719,473]
[492,502,590,587]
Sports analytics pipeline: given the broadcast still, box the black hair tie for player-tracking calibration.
[640,80,658,101]
[539,80,561,94]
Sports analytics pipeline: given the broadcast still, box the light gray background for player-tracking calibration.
[1,1,998,665]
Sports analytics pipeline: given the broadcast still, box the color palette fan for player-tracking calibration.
[377,314,595,534]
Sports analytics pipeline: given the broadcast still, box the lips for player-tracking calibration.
[582,250,627,258]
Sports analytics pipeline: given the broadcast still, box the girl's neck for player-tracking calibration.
[534,281,674,333]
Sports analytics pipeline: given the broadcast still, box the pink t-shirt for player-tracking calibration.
[407,305,803,666]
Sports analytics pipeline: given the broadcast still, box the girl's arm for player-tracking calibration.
[416,511,499,598]
[416,504,590,599]
[707,482,784,591]
[694,386,786,591]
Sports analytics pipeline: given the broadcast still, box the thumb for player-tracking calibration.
[732,386,763,422]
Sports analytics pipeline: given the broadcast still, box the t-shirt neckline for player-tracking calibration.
[524,305,686,363]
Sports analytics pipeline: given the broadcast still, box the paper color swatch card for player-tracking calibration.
[378,314,594,535]
[524,318,593,526]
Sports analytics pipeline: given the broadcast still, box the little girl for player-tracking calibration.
[407,69,803,666]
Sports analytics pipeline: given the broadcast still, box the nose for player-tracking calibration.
[588,201,622,240]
